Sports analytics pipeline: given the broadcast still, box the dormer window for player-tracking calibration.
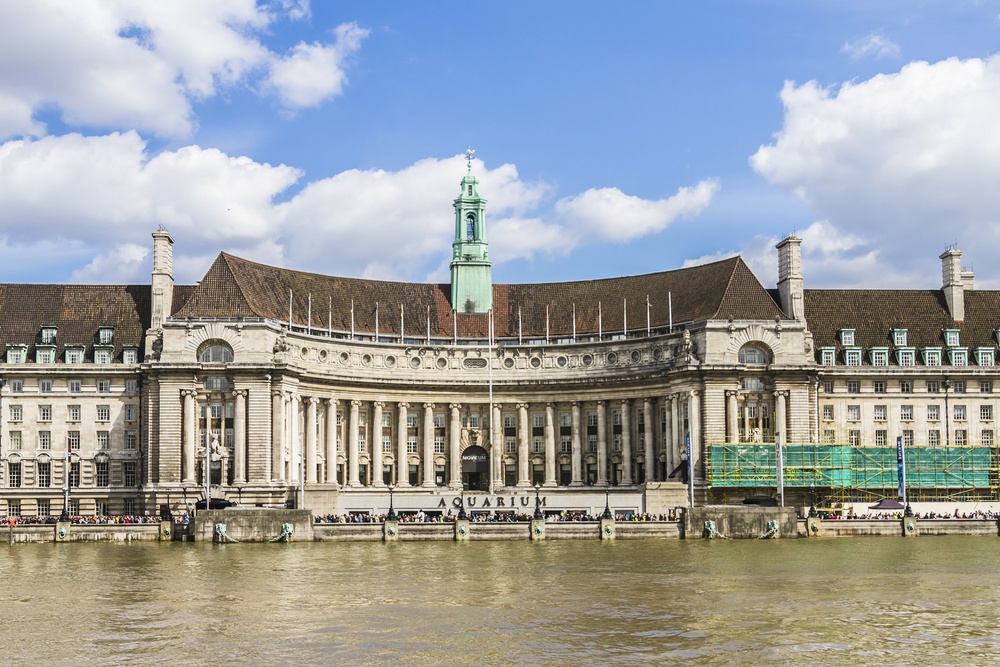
[40,326,57,345]
[896,348,916,366]
[65,346,85,364]
[870,347,889,366]
[944,329,960,346]
[844,348,862,366]
[6,344,27,364]
[36,347,55,364]
[922,348,942,366]
[948,348,968,366]
[466,213,475,240]
[122,347,138,364]
[94,347,113,364]
[819,347,835,366]
[976,348,995,366]
[892,329,907,346]
[98,327,114,345]
[839,329,855,346]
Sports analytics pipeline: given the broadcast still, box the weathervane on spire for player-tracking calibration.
[465,147,475,169]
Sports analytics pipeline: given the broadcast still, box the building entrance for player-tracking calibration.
[461,445,490,491]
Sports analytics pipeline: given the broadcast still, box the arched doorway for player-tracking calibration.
[461,445,490,491]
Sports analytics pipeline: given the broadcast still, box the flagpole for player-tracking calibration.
[545,305,549,343]
[668,292,673,332]
[328,296,332,337]
[351,299,355,340]
[400,303,405,343]
[288,290,293,328]
[598,301,602,341]
[426,305,431,345]
[646,294,650,337]
[375,302,379,342]
[307,294,312,335]
[623,298,627,339]
[572,304,576,343]
[518,307,522,345]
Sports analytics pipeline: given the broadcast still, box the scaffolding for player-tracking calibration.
[706,443,999,503]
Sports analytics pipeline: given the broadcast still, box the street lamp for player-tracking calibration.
[458,485,468,520]
[601,487,613,520]
[386,484,397,521]
[809,482,817,518]
[533,482,543,521]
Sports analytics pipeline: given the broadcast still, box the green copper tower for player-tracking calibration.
[449,150,492,313]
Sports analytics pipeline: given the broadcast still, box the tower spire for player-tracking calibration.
[450,150,492,313]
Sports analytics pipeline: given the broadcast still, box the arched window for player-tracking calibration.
[738,345,768,365]
[199,343,234,363]
[466,213,475,240]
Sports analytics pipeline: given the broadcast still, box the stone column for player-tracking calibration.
[727,390,739,444]
[271,390,285,482]
[305,397,318,484]
[621,399,633,485]
[775,390,787,446]
[422,403,436,487]
[663,395,674,478]
[689,391,702,480]
[233,389,247,484]
[643,397,655,483]
[517,403,530,486]
[449,403,462,490]
[742,395,750,441]
[396,402,410,486]
[492,403,503,488]
[348,400,361,487]
[544,403,557,486]
[570,401,583,486]
[182,389,196,483]
[325,399,338,485]
[671,394,681,476]
[597,400,608,486]
[371,402,384,487]
[288,394,300,484]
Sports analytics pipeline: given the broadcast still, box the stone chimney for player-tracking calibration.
[150,229,174,331]
[775,235,804,321]
[940,247,965,322]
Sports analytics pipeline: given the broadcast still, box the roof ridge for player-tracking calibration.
[218,253,264,316]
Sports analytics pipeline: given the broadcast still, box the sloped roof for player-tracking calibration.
[805,289,1000,351]
[173,252,787,337]
[0,284,151,359]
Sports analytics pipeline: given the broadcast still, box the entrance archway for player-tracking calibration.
[461,445,491,491]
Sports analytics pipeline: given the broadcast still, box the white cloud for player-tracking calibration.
[0,1,366,140]
[750,55,1000,287]
[841,33,901,61]
[70,243,149,284]
[266,23,369,109]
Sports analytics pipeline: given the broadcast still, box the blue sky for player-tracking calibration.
[0,1,998,290]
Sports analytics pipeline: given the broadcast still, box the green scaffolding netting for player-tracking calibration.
[706,444,994,488]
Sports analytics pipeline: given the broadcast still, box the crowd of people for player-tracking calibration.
[836,509,1000,521]
[1,514,163,526]
[315,508,683,524]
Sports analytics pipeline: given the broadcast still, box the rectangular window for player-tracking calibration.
[38,462,51,488]
[503,414,516,428]
[382,413,392,427]
[981,381,993,394]
[847,405,861,422]
[612,410,622,426]
[898,350,915,366]
[848,430,861,446]
[924,350,941,366]
[893,329,908,346]
[822,405,834,420]
[6,349,26,364]
[560,435,572,453]
[357,412,367,427]
[822,381,833,394]
[468,415,479,428]
[64,348,82,363]
[69,462,80,487]
[39,380,52,393]
[38,405,51,422]
[612,434,622,452]
[900,405,913,421]
[434,435,445,453]
[432,413,445,429]
[94,349,112,364]
[123,462,137,487]
[97,380,110,393]
[125,379,137,395]
[982,430,994,447]
[124,404,136,421]
[96,405,110,422]
[900,381,912,393]
[953,381,966,394]
[406,414,418,428]
[8,501,19,517]
[96,461,109,487]
[36,348,54,364]
[844,349,862,366]
[873,381,886,394]
[955,430,968,446]
[950,350,968,366]
[504,436,516,454]
[67,380,81,393]
[38,431,51,450]
[9,405,22,422]
[125,431,137,450]
[98,327,113,344]
[871,350,888,366]
[68,431,80,450]
[9,380,23,393]
[981,405,993,421]
[840,329,855,346]
[822,429,836,444]
[122,349,138,364]
[945,330,960,346]
[533,436,544,454]
[559,413,572,428]
[532,414,544,428]
[847,381,859,394]
[954,405,966,421]
[928,429,941,447]
[978,350,995,366]
[927,381,939,394]
[874,405,887,421]
[820,348,835,366]
[8,431,21,450]
[68,405,81,422]
[8,462,21,488]
[927,405,940,421]
[586,412,598,427]
[874,430,887,447]
[587,434,598,453]
[902,430,913,447]
[96,431,110,449]
[382,435,392,453]
[405,435,417,454]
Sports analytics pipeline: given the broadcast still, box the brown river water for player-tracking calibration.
[2,537,999,666]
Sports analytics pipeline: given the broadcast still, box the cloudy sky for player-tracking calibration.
[0,1,998,290]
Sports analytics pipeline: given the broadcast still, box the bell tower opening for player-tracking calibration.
[450,149,493,313]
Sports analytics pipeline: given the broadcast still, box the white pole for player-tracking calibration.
[518,308,522,345]
[598,301,602,341]
[623,298,627,338]
[488,308,495,495]
[351,299,355,339]
[307,294,312,335]
[205,404,211,509]
[668,292,673,332]
[426,305,431,345]
[453,312,457,345]
[572,304,576,343]
[288,290,293,328]
[400,303,405,343]
[375,303,379,342]
[646,295,650,337]
[545,305,549,343]
[776,432,785,507]
[328,297,332,337]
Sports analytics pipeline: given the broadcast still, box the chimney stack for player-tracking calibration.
[775,236,804,321]
[150,229,174,332]
[940,247,965,322]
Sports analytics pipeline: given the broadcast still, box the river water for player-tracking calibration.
[2,536,999,666]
